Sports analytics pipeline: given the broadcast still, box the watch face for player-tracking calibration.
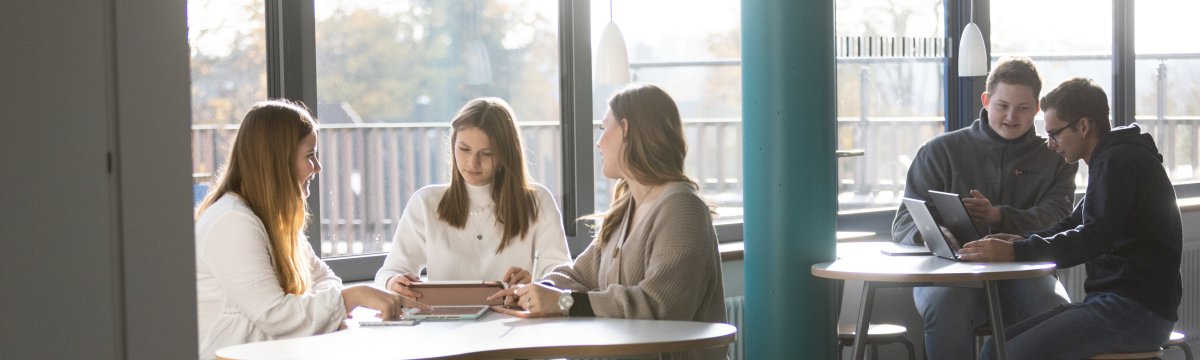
[558,292,574,313]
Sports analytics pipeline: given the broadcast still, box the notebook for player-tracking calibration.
[902,197,962,261]
[928,190,983,244]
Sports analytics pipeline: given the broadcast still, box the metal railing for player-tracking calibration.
[192,51,1200,256]
[192,119,745,256]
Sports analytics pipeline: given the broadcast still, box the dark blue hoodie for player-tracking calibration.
[1013,123,1183,321]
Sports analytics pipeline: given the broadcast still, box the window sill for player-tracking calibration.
[718,195,1200,262]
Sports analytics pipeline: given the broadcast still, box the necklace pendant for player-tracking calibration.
[476,234,483,240]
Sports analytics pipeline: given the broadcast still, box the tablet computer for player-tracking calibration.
[407,280,506,306]
[928,190,983,244]
[400,305,491,321]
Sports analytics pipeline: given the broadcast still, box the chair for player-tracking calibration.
[1164,331,1192,360]
[836,280,916,360]
[975,326,1189,360]
[973,324,993,356]
[836,323,916,360]
[1085,350,1164,359]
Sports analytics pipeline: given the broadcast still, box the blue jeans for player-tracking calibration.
[980,292,1176,360]
[914,275,1069,360]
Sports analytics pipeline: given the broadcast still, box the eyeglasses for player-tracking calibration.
[1046,119,1081,144]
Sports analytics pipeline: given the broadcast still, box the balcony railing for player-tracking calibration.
[193,50,1200,256]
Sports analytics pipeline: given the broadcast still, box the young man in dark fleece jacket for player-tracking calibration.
[892,57,1077,360]
[962,78,1182,360]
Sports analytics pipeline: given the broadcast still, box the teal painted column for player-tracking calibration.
[742,0,837,358]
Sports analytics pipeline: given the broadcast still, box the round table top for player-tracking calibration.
[812,247,1056,283]
[216,313,736,360]
[811,243,1056,283]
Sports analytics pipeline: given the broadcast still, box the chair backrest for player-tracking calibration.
[1086,350,1165,359]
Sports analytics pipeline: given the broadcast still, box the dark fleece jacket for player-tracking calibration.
[1014,123,1182,321]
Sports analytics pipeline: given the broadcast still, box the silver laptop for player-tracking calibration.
[928,190,983,244]
[902,197,962,261]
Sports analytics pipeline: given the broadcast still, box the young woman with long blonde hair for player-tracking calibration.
[489,84,727,359]
[375,98,570,300]
[195,100,403,360]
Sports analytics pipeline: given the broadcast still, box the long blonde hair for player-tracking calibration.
[196,100,316,295]
[437,98,540,254]
[591,83,698,245]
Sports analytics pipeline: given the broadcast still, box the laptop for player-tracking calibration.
[901,197,962,261]
[928,190,983,244]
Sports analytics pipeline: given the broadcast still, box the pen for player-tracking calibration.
[532,250,540,279]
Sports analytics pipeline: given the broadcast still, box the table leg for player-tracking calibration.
[984,280,1008,360]
[850,281,877,360]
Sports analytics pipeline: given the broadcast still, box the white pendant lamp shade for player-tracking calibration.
[958,22,988,77]
[595,21,630,85]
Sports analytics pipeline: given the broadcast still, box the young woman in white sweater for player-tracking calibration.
[374,98,570,301]
[195,100,404,360]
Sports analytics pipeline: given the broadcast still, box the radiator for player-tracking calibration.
[725,296,745,360]
[1057,241,1199,342]
[1180,241,1199,342]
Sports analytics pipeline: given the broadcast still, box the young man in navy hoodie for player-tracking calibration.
[961,78,1182,359]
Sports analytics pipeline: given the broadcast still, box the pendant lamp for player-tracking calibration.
[958,0,988,77]
[594,1,630,85]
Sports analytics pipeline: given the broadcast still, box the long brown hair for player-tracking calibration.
[437,98,539,254]
[196,100,316,295]
[592,83,698,245]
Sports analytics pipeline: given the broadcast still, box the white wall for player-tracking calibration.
[0,1,195,358]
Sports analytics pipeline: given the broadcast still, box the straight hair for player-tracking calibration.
[590,83,699,246]
[437,98,539,254]
[196,99,315,295]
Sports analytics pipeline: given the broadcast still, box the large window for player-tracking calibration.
[589,0,743,221]
[187,1,1198,278]
[835,0,947,212]
[187,0,267,201]
[313,0,562,257]
[992,0,1112,187]
[1135,0,1200,184]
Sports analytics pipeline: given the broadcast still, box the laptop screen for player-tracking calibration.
[902,197,961,261]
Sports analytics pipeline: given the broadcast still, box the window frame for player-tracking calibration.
[259,0,1177,282]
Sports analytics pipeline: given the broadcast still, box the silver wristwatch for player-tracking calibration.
[557,290,574,316]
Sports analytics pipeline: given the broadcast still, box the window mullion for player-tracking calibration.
[1112,0,1135,126]
[559,0,596,256]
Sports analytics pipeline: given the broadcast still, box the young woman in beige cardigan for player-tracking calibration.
[490,83,728,359]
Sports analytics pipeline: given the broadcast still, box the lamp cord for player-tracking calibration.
[969,0,975,23]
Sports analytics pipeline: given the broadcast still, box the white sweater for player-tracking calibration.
[195,194,345,360]
[375,182,571,287]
